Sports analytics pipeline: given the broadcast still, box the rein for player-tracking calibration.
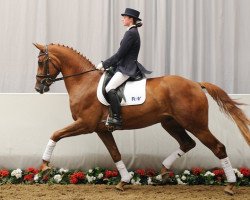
[52,68,97,82]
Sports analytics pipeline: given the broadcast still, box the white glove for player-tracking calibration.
[96,62,104,71]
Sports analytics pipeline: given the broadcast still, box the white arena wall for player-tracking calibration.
[0,93,249,171]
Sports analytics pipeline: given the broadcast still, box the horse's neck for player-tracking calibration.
[56,49,99,96]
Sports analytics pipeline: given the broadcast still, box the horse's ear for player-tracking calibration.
[33,43,44,51]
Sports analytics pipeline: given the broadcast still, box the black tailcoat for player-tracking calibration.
[102,26,151,78]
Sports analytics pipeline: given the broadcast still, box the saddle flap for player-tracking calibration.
[97,72,147,106]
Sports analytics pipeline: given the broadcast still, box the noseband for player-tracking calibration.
[36,45,97,88]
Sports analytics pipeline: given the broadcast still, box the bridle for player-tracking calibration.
[36,45,97,92]
[36,45,61,87]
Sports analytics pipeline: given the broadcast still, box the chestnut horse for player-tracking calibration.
[34,43,250,194]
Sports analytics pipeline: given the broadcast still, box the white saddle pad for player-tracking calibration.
[97,72,147,106]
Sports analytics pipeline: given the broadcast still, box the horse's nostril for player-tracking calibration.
[35,87,43,94]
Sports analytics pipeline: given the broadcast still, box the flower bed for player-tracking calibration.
[0,167,249,186]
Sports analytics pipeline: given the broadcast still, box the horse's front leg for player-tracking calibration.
[41,119,90,170]
[96,132,131,191]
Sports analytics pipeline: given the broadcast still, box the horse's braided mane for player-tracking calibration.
[49,43,95,67]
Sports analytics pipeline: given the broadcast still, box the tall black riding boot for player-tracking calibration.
[107,89,122,128]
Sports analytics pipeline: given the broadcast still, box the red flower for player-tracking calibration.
[105,170,119,178]
[70,176,78,184]
[213,169,224,176]
[168,171,175,178]
[70,171,85,184]
[112,170,118,177]
[104,170,113,178]
[192,167,203,176]
[26,167,39,174]
[0,170,9,177]
[135,169,146,176]
[145,168,156,177]
[240,168,250,177]
[75,172,85,180]
[24,174,34,181]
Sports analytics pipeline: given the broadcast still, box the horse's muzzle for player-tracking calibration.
[35,83,50,94]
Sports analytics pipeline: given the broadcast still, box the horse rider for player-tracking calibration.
[96,8,151,129]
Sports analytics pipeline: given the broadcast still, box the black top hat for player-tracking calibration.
[121,8,141,21]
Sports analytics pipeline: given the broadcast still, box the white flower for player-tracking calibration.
[131,178,141,185]
[233,169,243,178]
[88,169,93,173]
[11,169,22,179]
[86,174,95,183]
[34,174,40,182]
[59,168,69,174]
[135,180,141,185]
[175,175,179,178]
[183,170,190,175]
[204,171,209,176]
[54,174,62,183]
[97,173,103,179]
[129,171,134,177]
[155,175,162,181]
[181,175,186,181]
[147,177,153,185]
[86,174,92,182]
[204,171,215,177]
[237,172,243,178]
[177,178,186,185]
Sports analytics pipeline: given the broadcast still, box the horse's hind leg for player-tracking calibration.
[189,126,236,195]
[96,131,131,191]
[160,117,196,174]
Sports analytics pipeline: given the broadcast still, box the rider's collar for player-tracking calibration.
[127,25,136,31]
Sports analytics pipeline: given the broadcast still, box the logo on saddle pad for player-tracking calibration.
[97,72,147,106]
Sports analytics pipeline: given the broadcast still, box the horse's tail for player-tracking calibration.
[199,82,250,146]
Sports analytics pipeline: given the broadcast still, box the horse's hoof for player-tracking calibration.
[115,181,127,191]
[161,172,171,183]
[151,171,173,186]
[224,183,235,196]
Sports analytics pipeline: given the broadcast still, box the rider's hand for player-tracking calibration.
[96,62,104,71]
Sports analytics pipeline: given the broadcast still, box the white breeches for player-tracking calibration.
[105,72,129,93]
